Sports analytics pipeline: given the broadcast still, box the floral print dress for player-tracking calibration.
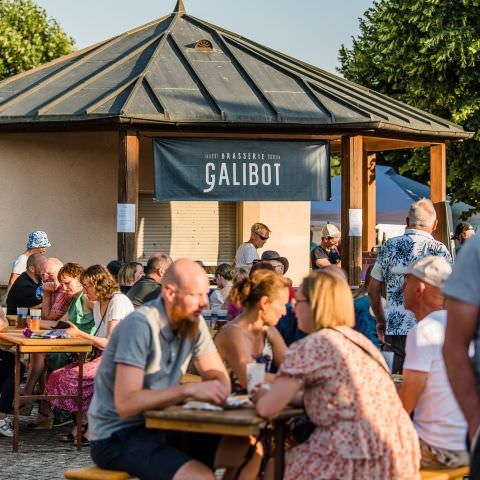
[279,327,420,480]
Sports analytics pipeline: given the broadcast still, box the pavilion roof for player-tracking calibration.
[0,0,471,140]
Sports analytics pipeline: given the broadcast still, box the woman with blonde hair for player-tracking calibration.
[45,264,134,444]
[253,269,420,480]
[117,261,143,294]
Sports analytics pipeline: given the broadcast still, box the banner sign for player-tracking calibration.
[153,138,330,201]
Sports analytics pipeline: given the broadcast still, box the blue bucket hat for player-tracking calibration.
[27,231,51,249]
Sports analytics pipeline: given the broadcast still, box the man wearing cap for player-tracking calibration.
[368,198,451,373]
[400,256,468,469]
[7,231,51,292]
[311,224,341,269]
[234,222,271,270]
[452,221,475,255]
[6,253,46,315]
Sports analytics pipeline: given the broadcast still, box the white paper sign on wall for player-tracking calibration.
[117,203,136,233]
[349,208,362,237]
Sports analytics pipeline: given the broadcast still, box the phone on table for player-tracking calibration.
[55,320,70,329]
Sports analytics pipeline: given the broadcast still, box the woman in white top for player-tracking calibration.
[45,264,133,445]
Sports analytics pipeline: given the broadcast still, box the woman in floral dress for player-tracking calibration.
[254,269,420,480]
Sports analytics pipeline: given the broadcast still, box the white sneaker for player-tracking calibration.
[0,417,13,437]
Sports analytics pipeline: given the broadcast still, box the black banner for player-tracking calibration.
[153,138,330,201]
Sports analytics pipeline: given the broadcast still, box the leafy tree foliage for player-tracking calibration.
[338,0,480,210]
[0,0,74,81]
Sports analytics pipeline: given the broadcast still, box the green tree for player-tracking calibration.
[0,0,74,80]
[338,0,480,210]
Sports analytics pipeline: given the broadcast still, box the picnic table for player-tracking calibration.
[0,327,92,452]
[144,404,303,480]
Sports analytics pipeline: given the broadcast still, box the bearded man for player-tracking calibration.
[88,259,230,480]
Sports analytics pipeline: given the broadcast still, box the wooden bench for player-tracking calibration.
[64,466,134,480]
[420,466,469,480]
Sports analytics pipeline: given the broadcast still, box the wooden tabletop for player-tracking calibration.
[0,330,92,353]
[144,405,303,437]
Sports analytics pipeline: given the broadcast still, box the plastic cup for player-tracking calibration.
[29,318,40,331]
[16,307,28,328]
[381,351,394,372]
[246,363,265,394]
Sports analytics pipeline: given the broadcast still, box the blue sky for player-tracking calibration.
[35,0,374,74]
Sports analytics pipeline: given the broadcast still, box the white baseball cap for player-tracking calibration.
[321,224,341,238]
[394,256,452,289]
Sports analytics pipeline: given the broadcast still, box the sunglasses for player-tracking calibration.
[256,232,269,241]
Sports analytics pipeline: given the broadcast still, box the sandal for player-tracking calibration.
[60,432,75,443]
[73,424,89,447]
[26,412,53,430]
[63,423,88,445]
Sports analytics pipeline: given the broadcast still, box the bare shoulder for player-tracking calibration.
[215,321,248,351]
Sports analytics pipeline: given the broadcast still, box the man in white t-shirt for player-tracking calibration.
[234,222,271,270]
[400,256,469,469]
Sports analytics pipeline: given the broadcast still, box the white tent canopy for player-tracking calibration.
[312,165,475,227]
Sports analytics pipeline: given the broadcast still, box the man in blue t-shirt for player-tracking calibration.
[88,259,230,480]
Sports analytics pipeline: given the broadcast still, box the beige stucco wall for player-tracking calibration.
[240,201,311,286]
[0,131,118,286]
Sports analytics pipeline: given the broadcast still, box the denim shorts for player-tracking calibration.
[90,426,220,480]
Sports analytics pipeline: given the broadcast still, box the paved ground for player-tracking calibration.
[0,407,91,480]
[0,407,225,480]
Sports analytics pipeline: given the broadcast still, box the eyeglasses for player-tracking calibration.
[255,232,269,241]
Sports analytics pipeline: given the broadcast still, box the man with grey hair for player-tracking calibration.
[42,257,71,321]
[368,198,451,373]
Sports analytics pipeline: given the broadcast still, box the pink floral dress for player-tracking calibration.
[279,327,420,480]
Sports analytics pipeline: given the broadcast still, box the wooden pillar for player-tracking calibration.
[430,143,447,245]
[362,152,376,251]
[118,130,139,262]
[341,135,363,286]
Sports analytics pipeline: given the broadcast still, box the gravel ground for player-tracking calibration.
[0,407,91,480]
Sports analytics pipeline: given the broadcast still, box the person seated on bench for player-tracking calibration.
[400,256,469,469]
[88,259,231,480]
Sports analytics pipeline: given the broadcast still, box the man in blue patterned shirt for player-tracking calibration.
[368,198,451,373]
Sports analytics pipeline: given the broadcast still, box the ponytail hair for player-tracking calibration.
[230,269,290,309]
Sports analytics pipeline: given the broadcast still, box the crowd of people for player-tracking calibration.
[0,196,478,479]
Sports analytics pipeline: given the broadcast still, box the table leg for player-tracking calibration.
[273,420,286,480]
[13,346,20,452]
[76,353,85,452]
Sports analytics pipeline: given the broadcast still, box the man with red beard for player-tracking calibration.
[88,259,230,480]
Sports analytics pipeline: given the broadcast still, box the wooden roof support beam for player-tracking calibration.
[362,152,376,252]
[118,130,139,262]
[341,135,363,286]
[430,143,447,245]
